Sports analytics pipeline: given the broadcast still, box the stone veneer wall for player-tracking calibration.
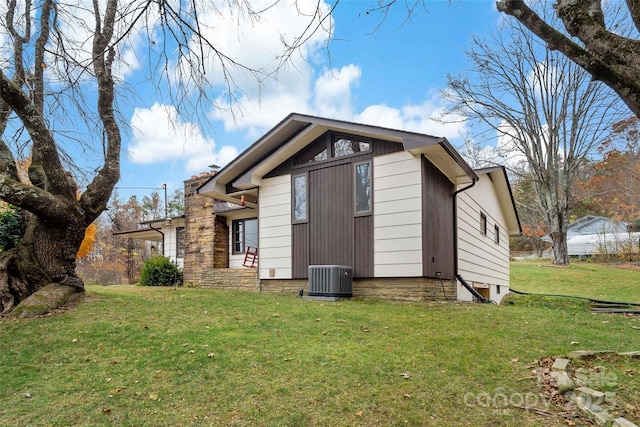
[183,172,216,284]
[352,278,456,301]
[260,277,456,301]
[201,268,259,291]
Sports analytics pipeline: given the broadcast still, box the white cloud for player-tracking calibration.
[200,0,334,132]
[312,65,361,118]
[355,97,467,140]
[128,103,238,173]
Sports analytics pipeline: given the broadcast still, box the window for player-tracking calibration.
[494,224,500,244]
[292,174,307,222]
[480,212,487,235]
[334,137,371,158]
[176,227,185,258]
[294,132,372,165]
[295,143,327,164]
[232,218,258,254]
[354,161,372,214]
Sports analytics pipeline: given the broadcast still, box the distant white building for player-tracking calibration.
[542,216,640,256]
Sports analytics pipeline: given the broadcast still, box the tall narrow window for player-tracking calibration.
[176,227,185,258]
[292,174,307,222]
[494,224,500,244]
[354,161,372,214]
[232,218,257,254]
[480,212,487,235]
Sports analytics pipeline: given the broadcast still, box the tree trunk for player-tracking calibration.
[0,212,86,317]
[550,231,569,265]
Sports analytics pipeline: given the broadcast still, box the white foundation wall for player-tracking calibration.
[373,151,423,277]
[457,174,511,304]
[258,175,293,279]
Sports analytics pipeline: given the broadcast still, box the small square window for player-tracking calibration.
[480,213,487,235]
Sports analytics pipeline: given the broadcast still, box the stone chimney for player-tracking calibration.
[182,171,216,284]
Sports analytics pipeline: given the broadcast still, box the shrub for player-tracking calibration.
[0,208,23,251]
[139,256,182,287]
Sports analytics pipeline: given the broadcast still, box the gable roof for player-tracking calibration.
[474,166,522,236]
[198,113,478,204]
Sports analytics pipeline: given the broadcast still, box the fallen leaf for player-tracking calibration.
[208,353,215,358]
[570,341,579,345]
[24,393,31,399]
[149,393,159,401]
[72,338,78,343]
[315,318,321,322]
[189,350,195,354]
[511,358,519,363]
[356,410,364,417]
[336,319,346,323]
[402,372,410,379]
[404,393,413,398]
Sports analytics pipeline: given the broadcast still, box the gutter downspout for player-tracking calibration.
[452,178,477,300]
[149,224,165,257]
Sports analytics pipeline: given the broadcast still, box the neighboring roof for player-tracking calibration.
[566,215,627,235]
[112,227,163,242]
[112,216,185,241]
[197,113,478,204]
[541,215,628,242]
[474,166,522,236]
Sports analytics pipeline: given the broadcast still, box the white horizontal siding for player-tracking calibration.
[373,152,422,277]
[259,175,292,279]
[457,173,511,302]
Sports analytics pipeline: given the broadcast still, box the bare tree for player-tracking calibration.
[0,0,332,317]
[496,0,640,118]
[442,14,624,265]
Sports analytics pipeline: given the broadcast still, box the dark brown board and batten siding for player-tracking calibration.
[421,155,455,279]
[264,131,402,279]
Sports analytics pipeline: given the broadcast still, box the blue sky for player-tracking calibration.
[113,1,504,201]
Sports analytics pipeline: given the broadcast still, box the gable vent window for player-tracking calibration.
[480,212,487,235]
[334,137,370,158]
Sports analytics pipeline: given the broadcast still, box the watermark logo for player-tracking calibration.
[463,387,551,413]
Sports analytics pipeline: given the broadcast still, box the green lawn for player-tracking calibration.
[510,259,640,303]
[0,264,639,426]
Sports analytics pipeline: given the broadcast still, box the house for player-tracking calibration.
[113,215,186,268]
[195,113,521,303]
[542,215,640,256]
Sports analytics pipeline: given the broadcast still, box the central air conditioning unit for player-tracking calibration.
[308,265,353,297]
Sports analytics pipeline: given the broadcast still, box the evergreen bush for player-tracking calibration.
[0,208,23,251]
[139,256,182,286]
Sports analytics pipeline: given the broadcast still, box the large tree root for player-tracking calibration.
[9,283,84,318]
